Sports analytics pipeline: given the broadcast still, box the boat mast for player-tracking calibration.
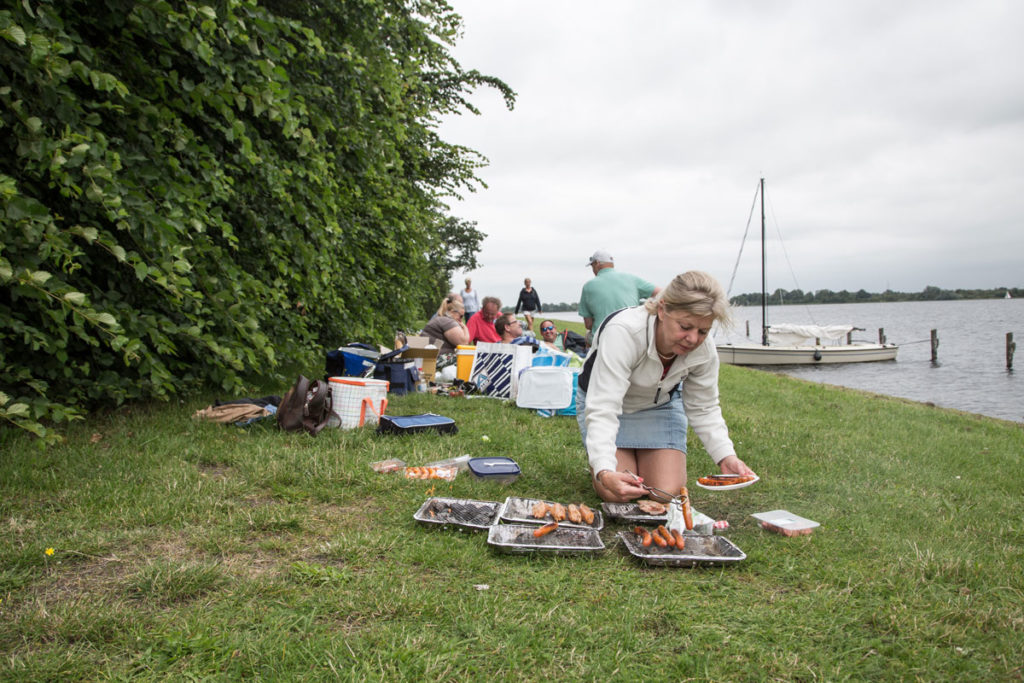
[760,177,768,346]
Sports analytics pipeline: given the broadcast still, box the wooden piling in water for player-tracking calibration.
[931,329,939,362]
[1008,333,1016,370]
[879,328,886,344]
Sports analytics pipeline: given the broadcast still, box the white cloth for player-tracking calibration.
[582,306,735,476]
[768,323,853,346]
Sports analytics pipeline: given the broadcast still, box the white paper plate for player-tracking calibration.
[695,474,759,491]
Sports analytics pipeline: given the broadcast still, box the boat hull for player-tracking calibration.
[716,343,898,366]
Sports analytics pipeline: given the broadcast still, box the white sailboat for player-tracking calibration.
[716,178,898,366]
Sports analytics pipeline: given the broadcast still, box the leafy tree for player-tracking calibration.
[0,0,513,442]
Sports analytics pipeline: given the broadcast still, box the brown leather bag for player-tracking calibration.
[277,375,332,435]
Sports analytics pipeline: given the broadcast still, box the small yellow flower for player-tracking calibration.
[45,547,54,556]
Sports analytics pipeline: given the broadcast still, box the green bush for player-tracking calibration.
[0,0,512,442]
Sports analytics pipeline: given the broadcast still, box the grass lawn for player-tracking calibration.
[2,325,1022,680]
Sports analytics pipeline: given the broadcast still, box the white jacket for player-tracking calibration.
[582,306,735,475]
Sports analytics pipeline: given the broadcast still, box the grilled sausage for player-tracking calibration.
[567,504,582,524]
[533,522,558,538]
[634,526,653,547]
[656,525,676,548]
[579,504,595,525]
[551,503,566,522]
[671,529,686,549]
[681,487,693,530]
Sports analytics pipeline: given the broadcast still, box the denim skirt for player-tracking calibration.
[576,387,688,453]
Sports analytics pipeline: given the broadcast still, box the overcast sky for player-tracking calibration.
[435,0,1024,307]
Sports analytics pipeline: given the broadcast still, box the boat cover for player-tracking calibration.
[767,324,854,346]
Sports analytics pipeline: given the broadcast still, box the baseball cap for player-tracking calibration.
[586,249,614,266]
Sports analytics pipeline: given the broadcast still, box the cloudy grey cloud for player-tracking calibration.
[439,0,1024,306]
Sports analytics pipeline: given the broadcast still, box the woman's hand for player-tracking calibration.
[595,470,648,503]
[717,455,755,477]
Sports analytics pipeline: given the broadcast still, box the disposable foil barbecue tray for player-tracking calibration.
[414,497,502,531]
[499,497,604,531]
[617,531,746,568]
[601,501,668,524]
[487,523,604,555]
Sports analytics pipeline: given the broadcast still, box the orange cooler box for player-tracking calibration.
[456,345,475,382]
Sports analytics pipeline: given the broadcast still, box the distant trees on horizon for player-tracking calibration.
[527,285,1020,313]
[728,285,1020,307]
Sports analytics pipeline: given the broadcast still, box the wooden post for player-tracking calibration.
[746,320,750,337]
[846,331,852,344]
[931,329,939,362]
[878,328,886,344]
[1008,333,1016,370]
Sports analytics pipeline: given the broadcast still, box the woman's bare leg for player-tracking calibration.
[634,448,687,501]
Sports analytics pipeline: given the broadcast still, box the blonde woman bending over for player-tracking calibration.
[575,271,755,503]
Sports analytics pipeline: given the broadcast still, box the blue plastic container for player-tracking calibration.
[468,457,521,484]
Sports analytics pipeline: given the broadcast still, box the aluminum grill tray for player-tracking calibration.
[414,497,502,531]
[601,501,668,524]
[488,523,604,555]
[499,497,604,531]
[617,531,746,567]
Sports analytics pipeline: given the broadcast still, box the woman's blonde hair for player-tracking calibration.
[644,271,731,326]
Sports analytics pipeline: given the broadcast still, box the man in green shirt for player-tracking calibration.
[577,250,660,340]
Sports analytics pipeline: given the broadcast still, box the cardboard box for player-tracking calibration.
[395,335,440,381]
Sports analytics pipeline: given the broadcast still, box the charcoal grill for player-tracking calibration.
[617,530,746,567]
[487,523,604,555]
[499,497,604,531]
[601,501,668,524]
[413,497,502,531]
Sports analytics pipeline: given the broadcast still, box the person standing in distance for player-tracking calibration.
[461,277,480,322]
[515,278,542,333]
[578,250,661,342]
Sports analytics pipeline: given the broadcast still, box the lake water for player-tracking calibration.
[548,299,1024,423]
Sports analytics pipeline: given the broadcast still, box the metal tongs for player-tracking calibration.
[625,470,693,533]
[624,470,683,504]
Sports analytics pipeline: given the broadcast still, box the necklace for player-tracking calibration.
[654,319,675,361]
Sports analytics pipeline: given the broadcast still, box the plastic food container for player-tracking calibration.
[691,511,715,535]
[468,457,520,484]
[751,510,819,536]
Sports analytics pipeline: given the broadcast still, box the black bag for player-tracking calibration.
[277,375,332,435]
[373,346,419,395]
[560,329,589,355]
[376,413,458,435]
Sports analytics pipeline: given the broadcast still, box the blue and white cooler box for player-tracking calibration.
[468,342,533,400]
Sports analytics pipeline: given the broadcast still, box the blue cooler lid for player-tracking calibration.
[468,457,520,479]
